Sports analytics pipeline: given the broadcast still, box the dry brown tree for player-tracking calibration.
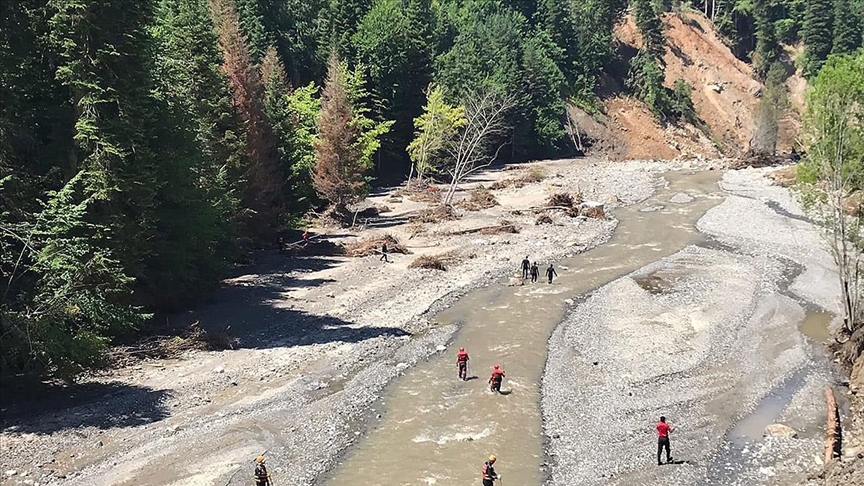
[313,54,364,214]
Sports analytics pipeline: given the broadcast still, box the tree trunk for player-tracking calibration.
[824,387,841,466]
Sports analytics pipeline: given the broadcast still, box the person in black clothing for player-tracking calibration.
[521,256,530,279]
[253,456,271,486]
[277,236,284,253]
[530,262,539,283]
[380,242,390,262]
[546,264,558,283]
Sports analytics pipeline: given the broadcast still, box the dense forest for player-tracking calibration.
[1,0,862,379]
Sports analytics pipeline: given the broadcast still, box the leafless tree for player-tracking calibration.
[442,90,516,205]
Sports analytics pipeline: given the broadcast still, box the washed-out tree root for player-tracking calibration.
[824,387,842,467]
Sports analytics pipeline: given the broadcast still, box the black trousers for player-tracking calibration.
[657,437,671,463]
[522,268,529,278]
[458,363,467,379]
[531,273,538,282]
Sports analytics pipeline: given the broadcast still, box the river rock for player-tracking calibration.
[5,470,17,477]
[213,366,225,374]
[670,193,694,204]
[763,423,798,438]
[507,277,524,286]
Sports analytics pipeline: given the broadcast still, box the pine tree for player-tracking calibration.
[209,0,283,234]
[261,46,317,213]
[325,0,374,59]
[832,0,862,54]
[802,0,835,76]
[633,0,665,59]
[353,0,434,171]
[752,0,780,78]
[313,54,393,210]
[314,54,364,211]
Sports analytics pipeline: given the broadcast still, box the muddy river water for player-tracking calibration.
[323,171,726,485]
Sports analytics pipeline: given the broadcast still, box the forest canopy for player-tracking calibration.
[1,0,862,378]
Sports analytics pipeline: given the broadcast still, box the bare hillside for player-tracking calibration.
[583,10,802,160]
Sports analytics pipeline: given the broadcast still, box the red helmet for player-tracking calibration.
[460,347,465,352]
[494,364,499,369]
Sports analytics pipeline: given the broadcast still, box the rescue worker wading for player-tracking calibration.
[456,347,470,380]
[481,455,501,485]
[489,364,505,393]
[253,455,271,486]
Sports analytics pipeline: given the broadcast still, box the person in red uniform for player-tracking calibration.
[489,364,505,393]
[481,455,501,485]
[656,416,674,465]
[456,347,470,380]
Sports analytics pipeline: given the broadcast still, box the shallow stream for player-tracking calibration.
[323,171,724,485]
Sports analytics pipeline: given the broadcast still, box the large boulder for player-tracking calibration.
[763,423,798,439]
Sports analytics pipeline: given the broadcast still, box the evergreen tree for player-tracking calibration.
[832,0,862,54]
[325,0,374,59]
[633,0,665,59]
[802,0,835,76]
[313,54,392,210]
[752,0,781,78]
[210,0,284,234]
[353,0,434,174]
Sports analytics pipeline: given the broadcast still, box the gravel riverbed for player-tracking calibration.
[542,167,840,486]
[1,158,701,486]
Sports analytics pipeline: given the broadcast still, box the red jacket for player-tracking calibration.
[457,350,469,364]
[489,369,505,382]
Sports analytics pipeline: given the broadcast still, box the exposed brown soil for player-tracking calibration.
[584,11,803,161]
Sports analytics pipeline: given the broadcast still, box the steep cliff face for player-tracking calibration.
[578,11,803,161]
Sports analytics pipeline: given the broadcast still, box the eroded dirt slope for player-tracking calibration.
[587,11,802,160]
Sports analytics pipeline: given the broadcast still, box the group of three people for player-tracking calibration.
[521,256,557,283]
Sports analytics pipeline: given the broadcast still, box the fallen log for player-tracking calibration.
[824,387,842,466]
[448,223,517,236]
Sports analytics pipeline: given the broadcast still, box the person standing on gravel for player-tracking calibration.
[482,455,501,485]
[380,242,390,262]
[489,364,505,393]
[530,262,539,283]
[545,263,558,283]
[656,416,674,465]
[521,256,530,279]
[253,455,271,485]
[456,347,470,380]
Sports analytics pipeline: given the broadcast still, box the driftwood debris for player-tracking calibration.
[824,387,842,466]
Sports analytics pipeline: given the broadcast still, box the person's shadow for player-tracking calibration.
[464,376,479,381]
[497,390,513,396]
[663,459,695,466]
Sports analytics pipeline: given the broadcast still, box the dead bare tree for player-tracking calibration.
[442,90,516,205]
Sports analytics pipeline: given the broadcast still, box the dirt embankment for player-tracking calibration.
[580,11,803,161]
